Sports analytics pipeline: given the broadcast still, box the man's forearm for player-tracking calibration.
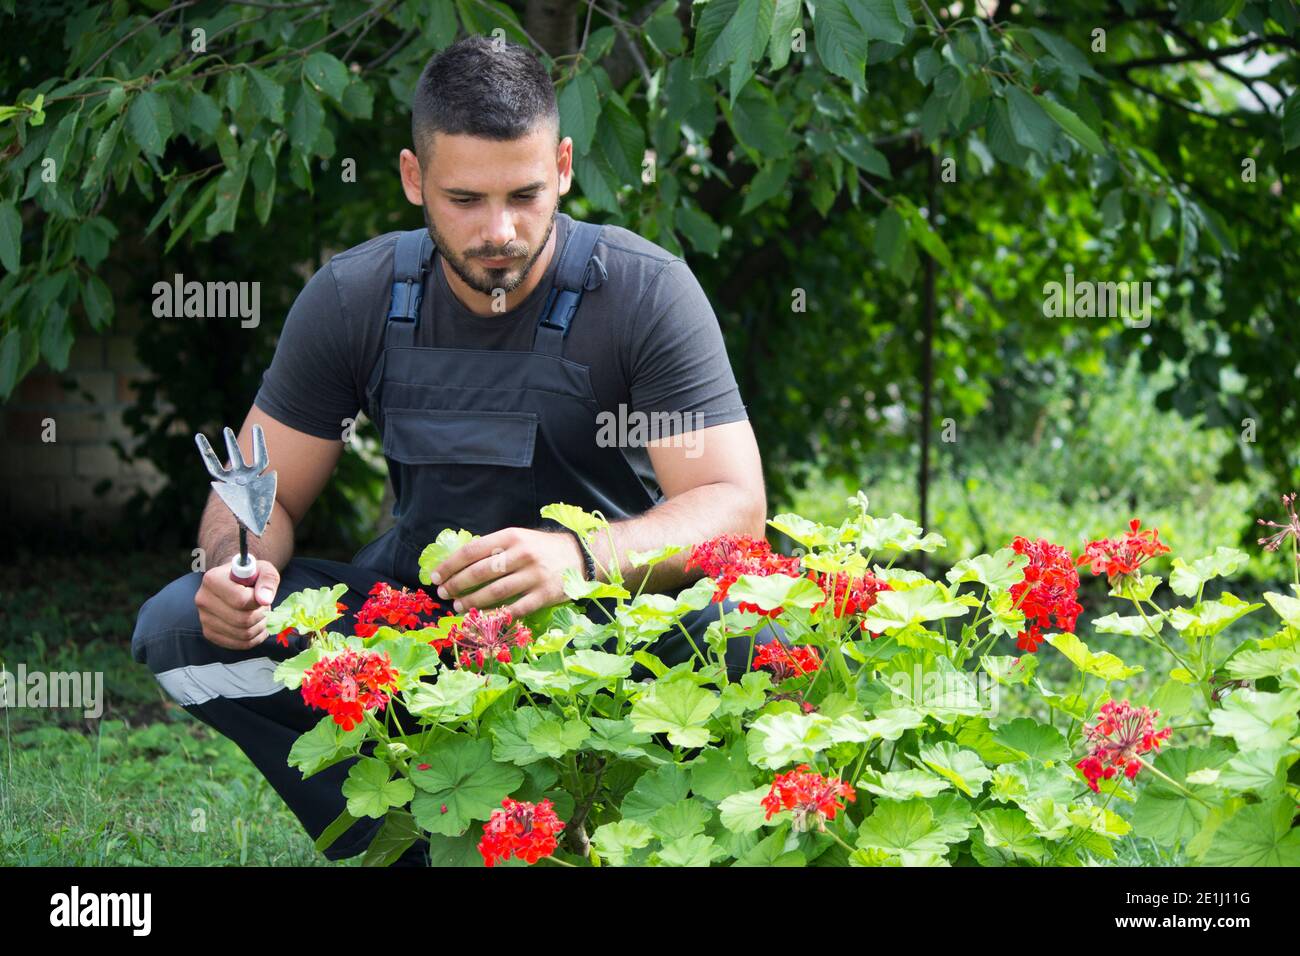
[198,491,296,572]
[585,481,766,594]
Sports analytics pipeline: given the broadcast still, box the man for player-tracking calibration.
[131,35,774,863]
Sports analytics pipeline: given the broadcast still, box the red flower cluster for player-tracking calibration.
[449,607,532,669]
[684,534,803,617]
[1075,699,1173,793]
[1008,536,1083,653]
[275,601,350,648]
[761,764,856,833]
[478,798,565,867]
[354,582,439,638]
[752,641,822,682]
[809,571,892,618]
[1078,519,1170,582]
[300,648,399,731]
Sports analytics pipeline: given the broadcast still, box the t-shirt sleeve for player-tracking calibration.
[625,258,748,434]
[253,262,361,441]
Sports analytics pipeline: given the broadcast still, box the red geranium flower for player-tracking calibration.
[1009,537,1083,653]
[478,798,565,867]
[448,607,532,669]
[1075,699,1173,793]
[354,582,438,638]
[809,570,892,618]
[761,764,856,833]
[300,648,399,731]
[752,641,822,681]
[1078,519,1170,582]
[685,534,803,617]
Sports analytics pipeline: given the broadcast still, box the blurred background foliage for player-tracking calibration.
[0,0,1297,584]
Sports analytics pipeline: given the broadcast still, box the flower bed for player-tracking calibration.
[267,495,1300,867]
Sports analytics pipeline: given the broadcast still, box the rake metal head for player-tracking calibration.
[195,425,277,537]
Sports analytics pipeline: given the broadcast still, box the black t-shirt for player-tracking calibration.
[253,213,748,490]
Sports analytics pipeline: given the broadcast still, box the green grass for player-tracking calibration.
[0,547,351,866]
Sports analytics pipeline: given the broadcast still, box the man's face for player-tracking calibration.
[405,124,570,297]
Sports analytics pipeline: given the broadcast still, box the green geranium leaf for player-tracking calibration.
[746,711,835,769]
[628,544,685,568]
[981,654,1037,687]
[418,529,476,585]
[1108,574,1162,602]
[1209,688,1300,751]
[857,769,950,800]
[585,716,655,759]
[273,645,323,691]
[768,512,840,547]
[728,573,826,613]
[1092,612,1157,637]
[976,808,1046,863]
[718,671,773,717]
[591,819,654,866]
[342,757,415,820]
[265,583,349,637]
[526,716,589,759]
[1046,632,1144,681]
[945,549,1028,594]
[622,763,691,821]
[690,740,755,800]
[410,736,524,836]
[631,677,719,748]
[288,715,366,778]
[566,648,634,683]
[862,584,971,635]
[916,741,992,797]
[655,833,725,867]
[485,707,547,765]
[719,785,774,833]
[405,669,490,722]
[539,502,606,536]
[561,567,632,602]
[1169,547,1249,598]
[1263,589,1300,627]
[647,798,713,843]
[1168,595,1264,640]
[855,799,959,857]
[1201,798,1300,866]
[992,718,1069,763]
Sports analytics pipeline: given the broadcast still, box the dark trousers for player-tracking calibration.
[130,556,780,860]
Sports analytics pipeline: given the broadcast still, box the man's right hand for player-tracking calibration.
[194,559,282,650]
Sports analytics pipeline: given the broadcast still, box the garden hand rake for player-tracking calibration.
[195,424,278,588]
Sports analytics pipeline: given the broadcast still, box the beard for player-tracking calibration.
[423,201,558,297]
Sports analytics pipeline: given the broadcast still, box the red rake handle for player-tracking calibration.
[230,550,259,588]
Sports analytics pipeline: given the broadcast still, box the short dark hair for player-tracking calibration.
[411,35,560,162]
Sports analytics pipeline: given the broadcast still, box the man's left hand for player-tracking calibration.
[429,527,584,619]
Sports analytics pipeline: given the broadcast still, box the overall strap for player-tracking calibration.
[385,229,433,350]
[533,220,607,356]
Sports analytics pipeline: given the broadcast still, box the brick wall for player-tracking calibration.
[1,307,168,528]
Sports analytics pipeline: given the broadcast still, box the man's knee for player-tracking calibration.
[130,571,205,671]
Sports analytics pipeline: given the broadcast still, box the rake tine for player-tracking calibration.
[195,433,228,481]
[250,423,269,473]
[222,426,247,473]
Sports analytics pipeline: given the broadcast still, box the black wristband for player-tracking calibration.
[566,529,596,583]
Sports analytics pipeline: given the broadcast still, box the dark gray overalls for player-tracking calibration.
[130,220,779,861]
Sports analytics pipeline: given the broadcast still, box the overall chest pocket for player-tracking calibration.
[382,407,541,554]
